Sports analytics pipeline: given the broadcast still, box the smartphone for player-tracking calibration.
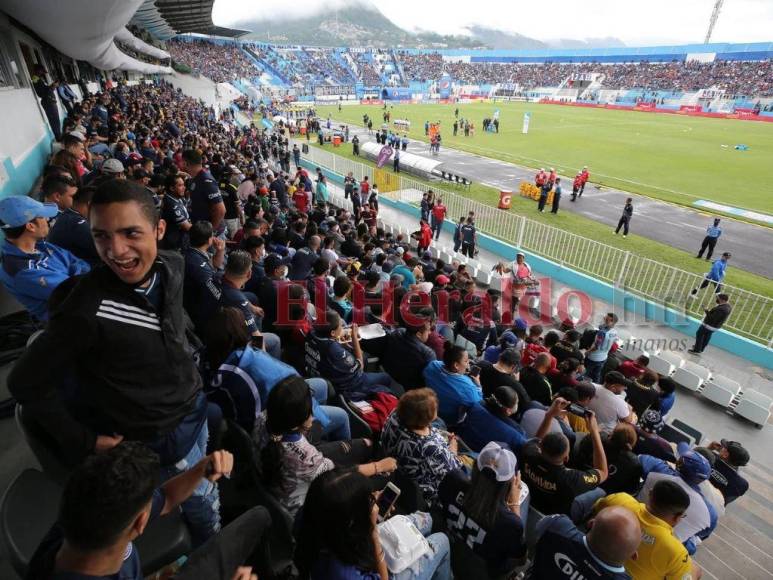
[250,334,264,350]
[468,364,481,378]
[568,403,590,418]
[377,482,401,522]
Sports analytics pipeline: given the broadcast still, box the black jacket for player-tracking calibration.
[8,251,201,465]
[381,328,436,391]
[703,302,732,330]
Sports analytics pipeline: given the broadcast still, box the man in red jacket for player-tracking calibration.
[431,198,447,240]
[579,166,590,196]
[571,173,583,202]
[535,168,546,187]
[547,168,557,188]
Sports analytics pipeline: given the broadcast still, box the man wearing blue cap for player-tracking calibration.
[638,445,717,555]
[0,195,90,320]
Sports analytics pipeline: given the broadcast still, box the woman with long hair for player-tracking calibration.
[439,441,527,577]
[456,386,528,456]
[296,469,451,580]
[256,377,395,518]
[422,342,483,426]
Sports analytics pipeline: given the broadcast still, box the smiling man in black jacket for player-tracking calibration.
[9,180,220,544]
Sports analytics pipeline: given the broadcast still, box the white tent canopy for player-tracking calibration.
[2,0,172,74]
[115,28,170,61]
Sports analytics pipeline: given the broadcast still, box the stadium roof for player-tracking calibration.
[131,0,251,40]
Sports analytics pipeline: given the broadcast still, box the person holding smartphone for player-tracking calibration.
[439,442,528,578]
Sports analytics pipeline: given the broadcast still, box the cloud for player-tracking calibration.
[212,0,773,45]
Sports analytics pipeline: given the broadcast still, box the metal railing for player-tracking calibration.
[301,145,773,347]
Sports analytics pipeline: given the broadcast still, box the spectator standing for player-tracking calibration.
[550,178,562,214]
[32,64,61,140]
[459,217,477,258]
[159,174,192,251]
[430,198,447,240]
[688,293,731,354]
[696,218,722,260]
[182,149,225,234]
[9,181,221,543]
[689,252,730,298]
[584,312,619,383]
[614,198,634,237]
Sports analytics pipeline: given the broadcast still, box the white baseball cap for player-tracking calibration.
[477,441,517,482]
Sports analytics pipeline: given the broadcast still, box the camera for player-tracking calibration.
[568,403,591,418]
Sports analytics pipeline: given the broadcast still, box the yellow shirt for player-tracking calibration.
[595,493,693,580]
[567,413,589,433]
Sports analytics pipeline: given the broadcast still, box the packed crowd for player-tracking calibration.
[0,77,755,580]
[398,51,773,96]
[167,39,258,84]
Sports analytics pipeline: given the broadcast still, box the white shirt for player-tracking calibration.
[587,384,630,432]
[520,408,563,438]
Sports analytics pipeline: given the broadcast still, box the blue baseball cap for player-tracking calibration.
[676,443,712,484]
[513,318,528,331]
[0,196,58,229]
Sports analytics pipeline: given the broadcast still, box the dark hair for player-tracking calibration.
[261,376,313,489]
[189,220,214,247]
[295,469,378,578]
[90,179,159,226]
[636,355,650,366]
[59,442,159,551]
[558,357,581,374]
[62,134,83,149]
[499,348,520,368]
[73,185,96,206]
[164,173,184,193]
[225,249,252,277]
[182,149,202,165]
[312,257,330,276]
[397,388,438,429]
[41,175,73,199]
[564,329,581,343]
[404,306,435,335]
[658,377,677,395]
[541,432,569,459]
[242,235,265,252]
[650,480,690,517]
[556,387,579,403]
[639,369,659,387]
[201,307,250,369]
[463,464,512,529]
[544,331,560,348]
[484,386,518,417]
[575,381,596,402]
[605,312,619,324]
[314,309,341,337]
[333,275,352,298]
[442,343,467,369]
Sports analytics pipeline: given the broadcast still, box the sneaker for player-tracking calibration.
[687,349,701,355]
[623,234,627,238]
[686,292,696,300]
[613,231,618,235]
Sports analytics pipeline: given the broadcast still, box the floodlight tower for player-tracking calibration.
[704,0,725,44]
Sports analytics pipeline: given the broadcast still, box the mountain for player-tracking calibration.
[234,2,624,50]
[236,3,485,48]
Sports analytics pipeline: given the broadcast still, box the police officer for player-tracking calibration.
[697,218,722,260]
[32,64,61,140]
[182,149,225,236]
[550,178,562,214]
[615,198,634,237]
[460,217,477,258]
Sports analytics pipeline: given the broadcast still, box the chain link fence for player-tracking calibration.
[302,146,773,347]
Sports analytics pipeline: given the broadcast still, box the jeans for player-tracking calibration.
[584,357,606,384]
[308,378,351,440]
[392,513,452,580]
[159,421,221,546]
[361,371,405,398]
[263,332,282,359]
[693,325,714,353]
[570,487,607,524]
[175,506,270,579]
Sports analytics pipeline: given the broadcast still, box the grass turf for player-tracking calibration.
[316,102,773,216]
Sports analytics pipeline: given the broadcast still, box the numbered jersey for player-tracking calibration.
[438,470,526,574]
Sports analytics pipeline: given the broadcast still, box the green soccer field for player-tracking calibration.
[316,101,773,214]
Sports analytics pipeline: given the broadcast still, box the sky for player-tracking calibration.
[212,0,773,46]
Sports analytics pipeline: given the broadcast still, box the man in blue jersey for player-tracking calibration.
[689,252,730,298]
